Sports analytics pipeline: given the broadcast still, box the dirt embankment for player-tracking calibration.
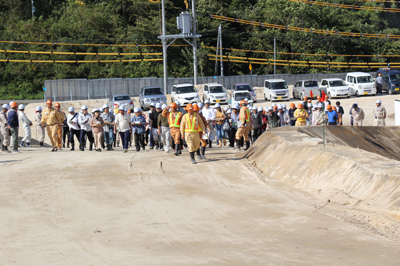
[240,127,400,233]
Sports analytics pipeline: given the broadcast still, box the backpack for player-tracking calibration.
[222,118,231,132]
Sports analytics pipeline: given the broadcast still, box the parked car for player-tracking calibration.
[263,79,290,102]
[293,80,320,99]
[203,84,228,104]
[171,83,201,106]
[230,91,253,107]
[108,94,134,111]
[319,78,351,98]
[376,68,400,95]
[139,86,167,110]
[231,83,257,103]
[346,72,376,97]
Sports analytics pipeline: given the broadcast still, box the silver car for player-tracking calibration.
[139,86,167,110]
[108,94,134,111]
[293,80,320,99]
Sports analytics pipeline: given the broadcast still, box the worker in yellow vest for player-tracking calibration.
[235,100,251,151]
[294,103,309,126]
[162,102,183,156]
[180,104,206,164]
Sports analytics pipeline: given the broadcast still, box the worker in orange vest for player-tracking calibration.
[180,104,206,164]
[162,102,183,156]
[294,103,309,126]
[235,100,251,151]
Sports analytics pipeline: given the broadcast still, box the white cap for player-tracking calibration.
[155,103,162,109]
[176,101,181,106]
[134,107,140,113]
[149,102,155,107]
[376,99,382,104]
[68,107,75,112]
[18,104,25,110]
[227,109,232,114]
[258,107,263,112]
[36,106,42,111]
[2,104,10,109]
[119,105,125,110]
[204,100,210,104]
[268,106,273,111]
[81,105,88,110]
[102,104,109,109]
[214,103,221,108]
[252,106,258,110]
[161,104,167,109]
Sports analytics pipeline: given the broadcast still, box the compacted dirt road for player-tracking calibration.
[1,145,399,265]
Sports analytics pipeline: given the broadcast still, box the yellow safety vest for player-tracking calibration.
[169,112,181,128]
[184,113,200,133]
[295,109,307,122]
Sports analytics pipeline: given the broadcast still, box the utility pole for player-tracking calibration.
[162,0,167,93]
[214,29,220,76]
[192,0,198,85]
[219,24,223,77]
[31,0,35,20]
[274,38,276,75]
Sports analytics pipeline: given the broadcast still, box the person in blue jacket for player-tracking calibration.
[7,102,20,153]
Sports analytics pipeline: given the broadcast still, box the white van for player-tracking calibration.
[202,84,228,104]
[171,83,201,106]
[345,72,376,97]
[263,79,290,102]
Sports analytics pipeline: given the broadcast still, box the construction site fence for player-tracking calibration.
[44,72,377,102]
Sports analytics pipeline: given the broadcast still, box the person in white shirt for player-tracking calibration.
[202,100,216,148]
[114,105,132,153]
[35,106,45,147]
[78,105,94,151]
[18,104,32,148]
[67,107,81,151]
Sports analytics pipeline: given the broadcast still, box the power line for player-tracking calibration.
[289,0,400,12]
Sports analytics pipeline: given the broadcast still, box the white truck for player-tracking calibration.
[345,72,376,97]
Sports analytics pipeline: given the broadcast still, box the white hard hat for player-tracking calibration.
[134,107,140,113]
[252,106,258,110]
[81,105,88,110]
[155,103,162,109]
[2,104,10,109]
[9,101,14,106]
[258,107,263,112]
[161,104,167,109]
[272,103,277,106]
[18,104,25,110]
[149,102,155,107]
[268,106,273,111]
[204,100,210,104]
[36,106,42,111]
[233,104,240,109]
[307,103,313,107]
[91,108,97,113]
[376,99,382,104]
[93,108,100,112]
[247,104,251,109]
[244,98,248,101]
[278,105,283,110]
[214,103,221,108]
[102,104,109,109]
[227,109,232,114]
[119,105,125,110]
[198,102,203,108]
[68,107,75,112]
[317,103,323,108]
[224,106,229,111]
[176,101,181,106]
[283,104,287,109]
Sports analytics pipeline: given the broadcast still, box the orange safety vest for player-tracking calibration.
[184,113,200,133]
[168,112,181,128]
[295,109,307,122]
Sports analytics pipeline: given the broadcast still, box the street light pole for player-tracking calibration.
[162,0,167,93]
[192,0,198,85]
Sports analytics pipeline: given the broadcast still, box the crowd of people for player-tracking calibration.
[0,95,388,163]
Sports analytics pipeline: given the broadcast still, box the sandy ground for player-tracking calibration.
[1,145,399,265]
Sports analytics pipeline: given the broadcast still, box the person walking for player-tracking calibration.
[90,109,104,152]
[61,110,70,149]
[18,104,32,148]
[35,106,45,147]
[373,100,386,126]
[54,103,65,150]
[251,106,262,142]
[67,107,80,151]
[230,104,240,148]
[0,104,11,153]
[7,102,20,153]
[162,102,183,156]
[335,101,344,125]
[376,73,383,95]
[350,103,365,126]
[100,104,115,151]
[180,104,206,164]
[202,100,216,148]
[235,100,251,151]
[114,105,132,153]
[157,104,171,153]
[326,105,339,125]
[149,103,162,150]
[78,105,94,151]
[214,103,227,147]
[41,100,60,152]
[197,106,209,159]
[294,103,308,126]
[131,107,146,152]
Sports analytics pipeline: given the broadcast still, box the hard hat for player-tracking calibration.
[272,103,276,106]
[240,100,246,106]
[127,109,132,114]
[161,104,167,109]
[283,104,287,109]
[227,109,232,114]
[317,95,321,99]
[81,105,88,110]
[325,95,329,99]
[102,104,109,109]
[176,101,181,106]
[186,103,194,111]
[224,106,229,111]
[247,104,252,109]
[277,104,282,108]
[258,107,263,112]
[36,106,42,111]
[46,99,52,105]
[290,103,295,108]
[244,98,248,101]
[94,108,100,112]
[303,96,308,101]
[278,105,283,110]
[204,99,210,104]
[9,101,14,106]
[119,105,125,110]
[198,102,203,108]
[297,103,303,109]
[273,105,277,109]
[268,106,273,111]
[18,104,25,110]
[171,102,178,108]
[91,108,97,113]
[68,107,75,112]
[252,106,258,110]
[233,104,240,110]
[317,103,323,108]
[10,102,18,108]
[352,103,358,108]
[214,103,221,108]
[155,103,162,109]
[193,104,199,111]
[2,104,10,110]
[376,99,382,104]
[149,102,155,107]
[307,103,312,107]
[134,107,140,113]
[54,102,60,107]
[327,105,333,111]
[100,107,104,112]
